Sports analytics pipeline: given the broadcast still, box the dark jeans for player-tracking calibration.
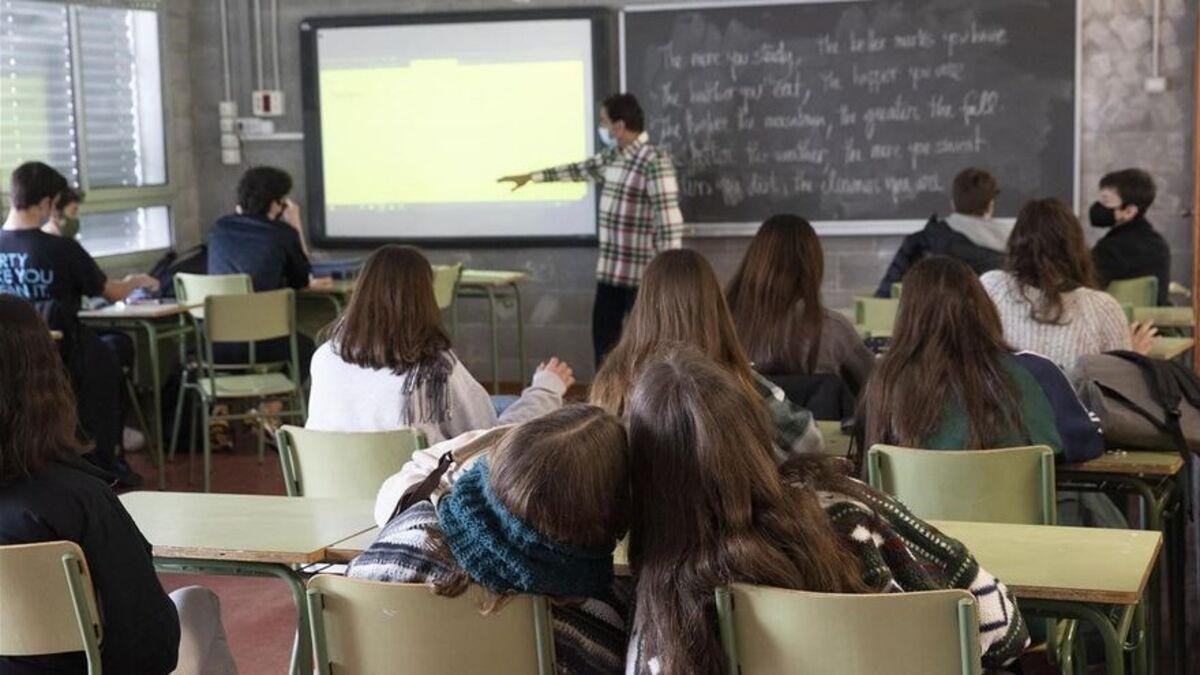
[211,333,316,384]
[592,283,638,369]
[78,331,134,469]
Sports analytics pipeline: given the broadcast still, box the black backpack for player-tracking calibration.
[148,245,207,298]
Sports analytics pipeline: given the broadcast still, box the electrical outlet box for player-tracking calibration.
[236,117,276,137]
[218,100,238,118]
[221,148,242,165]
[1145,76,1169,93]
[252,90,286,117]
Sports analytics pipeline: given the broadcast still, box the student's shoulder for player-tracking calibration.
[820,308,862,339]
[978,269,1012,293]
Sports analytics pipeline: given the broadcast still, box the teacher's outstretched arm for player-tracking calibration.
[498,148,615,190]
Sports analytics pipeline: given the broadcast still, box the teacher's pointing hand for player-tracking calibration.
[498,173,533,191]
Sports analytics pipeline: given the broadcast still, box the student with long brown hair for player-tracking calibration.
[981,198,1155,370]
[863,256,1103,458]
[590,248,823,455]
[349,405,632,673]
[625,347,1028,673]
[307,245,573,444]
[726,214,874,393]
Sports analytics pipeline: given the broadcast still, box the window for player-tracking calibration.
[1,0,170,256]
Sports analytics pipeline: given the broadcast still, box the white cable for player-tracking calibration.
[219,0,232,101]
[270,0,281,90]
[253,0,264,91]
[1151,0,1162,77]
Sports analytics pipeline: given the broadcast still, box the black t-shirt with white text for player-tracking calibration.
[0,229,107,314]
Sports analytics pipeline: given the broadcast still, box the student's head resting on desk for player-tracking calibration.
[589,248,758,415]
[0,294,86,480]
[624,346,867,675]
[3,161,68,232]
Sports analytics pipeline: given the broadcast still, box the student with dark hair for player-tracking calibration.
[1,161,159,485]
[726,214,874,394]
[43,186,84,240]
[874,167,1011,297]
[206,166,332,381]
[1088,168,1171,305]
[0,295,237,674]
[624,346,1028,673]
[499,93,683,367]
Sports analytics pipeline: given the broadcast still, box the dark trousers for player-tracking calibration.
[592,283,638,369]
[212,333,317,384]
[78,331,134,469]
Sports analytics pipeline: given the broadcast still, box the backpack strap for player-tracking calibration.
[390,450,454,522]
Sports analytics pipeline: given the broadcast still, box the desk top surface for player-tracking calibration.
[79,301,195,319]
[299,269,529,297]
[1147,336,1193,360]
[1059,451,1183,477]
[325,527,381,563]
[1131,306,1194,328]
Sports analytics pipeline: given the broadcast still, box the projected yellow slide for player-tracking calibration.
[319,59,588,206]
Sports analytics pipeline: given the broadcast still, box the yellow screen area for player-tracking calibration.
[319,59,589,206]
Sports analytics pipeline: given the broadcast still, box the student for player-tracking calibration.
[588,248,824,456]
[863,256,1104,460]
[0,295,236,674]
[0,162,158,485]
[623,347,1028,673]
[981,198,1155,370]
[349,405,631,674]
[726,213,874,394]
[206,166,332,381]
[874,167,1010,297]
[307,245,572,444]
[1089,168,1171,305]
[43,186,83,239]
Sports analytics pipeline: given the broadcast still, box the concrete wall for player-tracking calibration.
[170,0,1195,381]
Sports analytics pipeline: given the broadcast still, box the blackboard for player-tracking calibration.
[622,0,1078,234]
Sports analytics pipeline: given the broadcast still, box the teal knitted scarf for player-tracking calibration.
[437,459,615,597]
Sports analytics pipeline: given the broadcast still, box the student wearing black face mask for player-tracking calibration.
[1088,168,1171,306]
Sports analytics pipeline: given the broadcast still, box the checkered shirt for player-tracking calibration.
[532,133,683,288]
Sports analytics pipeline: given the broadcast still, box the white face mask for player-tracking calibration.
[598,125,616,148]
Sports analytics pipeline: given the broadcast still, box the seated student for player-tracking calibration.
[307,245,572,444]
[0,295,236,674]
[348,405,631,674]
[875,167,1010,297]
[42,185,83,239]
[862,256,1104,461]
[1088,168,1171,305]
[206,166,332,381]
[726,213,874,395]
[588,248,824,456]
[981,198,1155,371]
[0,162,159,485]
[623,347,1028,673]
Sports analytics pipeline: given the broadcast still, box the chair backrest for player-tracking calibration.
[854,297,899,335]
[890,282,903,298]
[174,272,252,320]
[307,575,555,675]
[716,584,981,675]
[867,444,1055,525]
[276,425,425,498]
[1106,275,1158,308]
[0,541,103,673]
[432,263,464,310]
[203,289,294,344]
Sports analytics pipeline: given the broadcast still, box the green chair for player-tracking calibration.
[0,541,102,674]
[866,445,1056,525]
[890,282,903,298]
[432,263,464,312]
[174,272,254,321]
[715,583,981,675]
[1106,276,1158,309]
[169,289,306,492]
[306,575,556,675]
[854,296,899,337]
[276,425,426,499]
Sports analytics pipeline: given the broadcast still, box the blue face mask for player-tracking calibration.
[598,125,616,148]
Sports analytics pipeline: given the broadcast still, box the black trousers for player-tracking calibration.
[78,331,134,469]
[592,283,638,369]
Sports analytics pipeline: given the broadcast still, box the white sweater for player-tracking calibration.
[306,343,567,445]
[980,271,1131,371]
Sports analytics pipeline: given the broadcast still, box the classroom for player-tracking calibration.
[0,0,1197,673]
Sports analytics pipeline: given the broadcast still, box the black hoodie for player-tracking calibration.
[1091,216,1171,306]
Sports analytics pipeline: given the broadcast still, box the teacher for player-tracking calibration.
[500,93,683,367]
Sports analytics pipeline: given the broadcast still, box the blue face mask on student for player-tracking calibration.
[598,125,616,148]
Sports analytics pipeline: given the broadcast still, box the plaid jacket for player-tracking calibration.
[532,133,684,287]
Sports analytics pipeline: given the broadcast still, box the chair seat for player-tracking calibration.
[196,372,298,398]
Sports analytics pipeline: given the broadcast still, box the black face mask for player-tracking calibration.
[1088,201,1118,229]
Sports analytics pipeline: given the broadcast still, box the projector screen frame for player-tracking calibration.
[300,9,617,249]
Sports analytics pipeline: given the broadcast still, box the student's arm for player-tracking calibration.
[439,359,505,440]
[102,275,160,302]
[497,358,573,425]
[755,372,825,458]
[1090,240,1120,290]
[70,241,158,302]
[1093,294,1136,353]
[828,313,875,395]
[874,226,931,298]
[647,153,684,252]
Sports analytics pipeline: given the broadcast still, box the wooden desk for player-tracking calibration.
[1131,306,1194,329]
[121,492,375,675]
[325,527,380,563]
[80,302,198,489]
[1061,451,1183,478]
[1147,336,1193,361]
[816,420,853,457]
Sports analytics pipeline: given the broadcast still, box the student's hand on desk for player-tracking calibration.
[124,274,160,293]
[1130,320,1158,355]
[308,276,335,291]
[498,174,533,191]
[538,357,575,390]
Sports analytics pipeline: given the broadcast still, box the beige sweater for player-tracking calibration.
[980,271,1130,371]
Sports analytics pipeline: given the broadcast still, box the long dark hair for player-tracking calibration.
[1007,198,1097,324]
[862,257,1025,449]
[726,214,825,374]
[626,347,868,674]
[0,295,84,481]
[322,245,454,423]
[589,249,757,415]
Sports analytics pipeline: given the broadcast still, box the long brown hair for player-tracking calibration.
[1007,198,1097,324]
[626,347,868,674]
[0,295,84,481]
[322,245,454,422]
[862,257,1025,449]
[434,405,629,607]
[589,249,757,414]
[726,214,825,373]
